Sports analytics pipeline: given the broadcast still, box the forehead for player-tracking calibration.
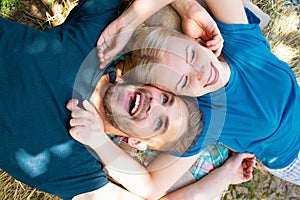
[163,35,194,56]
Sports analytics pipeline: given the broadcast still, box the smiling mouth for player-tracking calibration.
[129,92,142,116]
[205,63,219,87]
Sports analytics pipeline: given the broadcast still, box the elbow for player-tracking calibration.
[140,185,167,200]
[135,183,158,200]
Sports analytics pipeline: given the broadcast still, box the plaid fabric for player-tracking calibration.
[189,143,229,180]
[109,135,228,180]
[265,151,300,185]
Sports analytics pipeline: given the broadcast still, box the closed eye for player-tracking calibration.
[176,74,189,91]
[186,45,195,64]
[181,74,188,89]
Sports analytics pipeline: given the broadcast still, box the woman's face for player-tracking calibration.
[153,34,230,97]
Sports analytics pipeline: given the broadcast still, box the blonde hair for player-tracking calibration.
[116,27,203,154]
[121,26,177,85]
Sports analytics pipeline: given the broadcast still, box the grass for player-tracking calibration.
[0,0,21,18]
[0,0,299,199]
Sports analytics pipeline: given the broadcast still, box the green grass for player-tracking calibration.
[0,0,21,18]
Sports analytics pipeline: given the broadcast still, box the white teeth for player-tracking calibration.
[131,94,141,114]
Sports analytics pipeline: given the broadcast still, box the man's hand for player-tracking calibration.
[173,0,223,56]
[224,153,256,184]
[66,99,105,148]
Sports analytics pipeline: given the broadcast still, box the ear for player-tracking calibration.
[128,137,148,151]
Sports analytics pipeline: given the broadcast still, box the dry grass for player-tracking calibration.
[253,0,300,81]
[0,0,299,199]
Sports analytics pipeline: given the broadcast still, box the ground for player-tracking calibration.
[0,0,299,199]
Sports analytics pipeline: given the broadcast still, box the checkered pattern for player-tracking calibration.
[265,151,300,185]
[189,143,229,180]
[109,135,229,180]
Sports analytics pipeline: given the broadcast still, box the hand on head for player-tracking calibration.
[97,16,135,69]
[66,99,105,147]
[180,0,223,57]
[97,0,223,70]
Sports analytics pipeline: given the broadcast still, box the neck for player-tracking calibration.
[89,75,129,136]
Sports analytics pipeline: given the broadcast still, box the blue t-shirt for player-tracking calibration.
[184,9,300,169]
[0,0,120,199]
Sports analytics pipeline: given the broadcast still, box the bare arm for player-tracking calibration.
[98,0,223,67]
[72,182,144,200]
[204,0,248,24]
[67,99,199,200]
[98,0,174,68]
[171,0,223,56]
[160,153,256,200]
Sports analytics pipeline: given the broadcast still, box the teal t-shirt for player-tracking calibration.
[0,0,120,199]
[185,9,300,169]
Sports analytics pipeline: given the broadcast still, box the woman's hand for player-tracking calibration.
[174,0,223,56]
[224,153,256,184]
[66,99,105,148]
[97,0,176,69]
[97,16,135,69]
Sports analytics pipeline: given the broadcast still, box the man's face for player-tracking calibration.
[103,84,189,145]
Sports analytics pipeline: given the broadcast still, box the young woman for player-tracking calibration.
[119,0,300,186]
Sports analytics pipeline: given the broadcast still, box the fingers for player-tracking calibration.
[205,33,224,57]
[97,37,113,69]
[69,126,82,142]
[70,118,92,127]
[82,100,98,114]
[66,99,80,111]
[240,153,256,181]
[67,100,94,122]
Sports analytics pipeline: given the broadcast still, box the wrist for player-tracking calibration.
[120,7,140,30]
[84,131,108,149]
[171,0,195,17]
[121,0,175,30]
[217,163,233,186]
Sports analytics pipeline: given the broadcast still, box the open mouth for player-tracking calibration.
[205,63,219,87]
[129,92,142,116]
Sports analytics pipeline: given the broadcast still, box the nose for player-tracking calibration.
[148,98,166,115]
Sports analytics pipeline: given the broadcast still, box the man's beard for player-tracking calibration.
[102,84,151,138]
[103,85,136,136]
[103,85,121,131]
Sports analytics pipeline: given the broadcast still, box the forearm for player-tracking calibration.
[90,134,154,198]
[161,165,231,200]
[68,100,193,199]
[120,0,175,29]
[73,182,145,200]
[91,135,197,200]
[204,0,247,24]
[171,0,197,18]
